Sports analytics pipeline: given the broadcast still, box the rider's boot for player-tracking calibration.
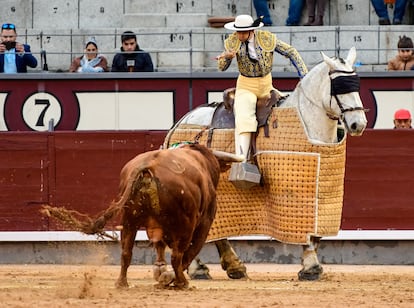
[229,132,261,189]
[237,132,251,161]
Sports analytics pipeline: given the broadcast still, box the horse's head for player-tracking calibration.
[321,47,367,136]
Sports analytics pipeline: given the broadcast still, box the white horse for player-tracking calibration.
[167,47,367,281]
[285,46,366,144]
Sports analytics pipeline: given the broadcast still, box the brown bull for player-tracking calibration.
[43,143,242,289]
[116,143,228,289]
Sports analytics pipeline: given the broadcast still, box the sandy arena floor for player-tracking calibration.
[0,264,413,307]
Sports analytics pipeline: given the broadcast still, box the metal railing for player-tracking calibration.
[15,26,414,73]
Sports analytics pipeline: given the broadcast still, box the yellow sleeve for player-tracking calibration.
[274,38,308,78]
[217,32,241,71]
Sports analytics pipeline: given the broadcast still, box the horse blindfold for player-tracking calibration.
[331,75,360,95]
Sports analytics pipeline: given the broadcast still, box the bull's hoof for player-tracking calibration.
[188,258,212,280]
[173,280,189,289]
[298,264,323,281]
[158,271,175,287]
[153,262,168,281]
[115,278,129,289]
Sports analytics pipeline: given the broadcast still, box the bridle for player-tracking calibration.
[297,66,368,126]
[327,69,368,121]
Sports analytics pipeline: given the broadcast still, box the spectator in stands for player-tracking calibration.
[393,108,412,129]
[387,35,414,70]
[111,31,154,72]
[216,14,307,164]
[252,0,273,26]
[69,37,108,73]
[304,0,327,26]
[0,23,37,73]
[286,0,305,26]
[371,0,408,25]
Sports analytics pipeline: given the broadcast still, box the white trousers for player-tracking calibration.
[234,73,274,135]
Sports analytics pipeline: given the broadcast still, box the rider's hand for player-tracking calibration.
[216,50,236,60]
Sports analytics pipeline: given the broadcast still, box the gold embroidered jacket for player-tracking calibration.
[218,30,308,78]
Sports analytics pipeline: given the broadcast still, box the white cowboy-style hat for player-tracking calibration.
[224,14,264,31]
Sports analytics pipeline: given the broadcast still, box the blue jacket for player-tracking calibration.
[0,44,38,72]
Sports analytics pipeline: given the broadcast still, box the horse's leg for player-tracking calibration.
[298,236,323,281]
[188,239,248,280]
[153,241,168,281]
[215,239,248,279]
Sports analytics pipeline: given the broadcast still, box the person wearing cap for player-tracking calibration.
[217,14,307,163]
[0,23,37,73]
[111,31,154,72]
[393,109,412,129]
[69,37,108,73]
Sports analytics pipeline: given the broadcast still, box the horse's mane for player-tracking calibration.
[281,59,329,108]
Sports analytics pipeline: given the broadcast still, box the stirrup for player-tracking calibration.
[228,162,261,189]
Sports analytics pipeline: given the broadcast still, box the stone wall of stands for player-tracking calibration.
[1,0,414,72]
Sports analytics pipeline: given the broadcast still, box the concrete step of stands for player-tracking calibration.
[22,25,413,72]
[4,0,413,72]
[2,0,414,29]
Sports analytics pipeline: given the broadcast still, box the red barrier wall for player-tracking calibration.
[0,131,166,231]
[1,129,413,232]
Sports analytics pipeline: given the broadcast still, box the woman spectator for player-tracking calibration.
[69,37,108,73]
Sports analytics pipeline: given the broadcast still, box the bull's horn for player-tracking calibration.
[212,150,244,162]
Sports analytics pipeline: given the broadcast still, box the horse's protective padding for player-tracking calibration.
[164,107,346,245]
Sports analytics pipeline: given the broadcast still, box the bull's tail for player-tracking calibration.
[40,200,124,240]
[40,161,157,239]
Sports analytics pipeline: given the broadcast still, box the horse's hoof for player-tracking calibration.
[298,265,323,281]
[188,258,212,280]
[226,268,248,280]
[222,259,248,279]
[191,272,212,280]
[220,256,248,279]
